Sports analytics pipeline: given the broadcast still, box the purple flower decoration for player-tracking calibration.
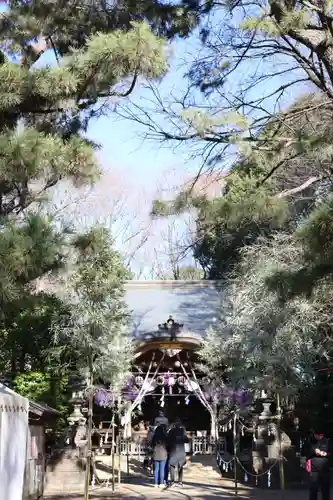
[203,385,249,407]
[233,389,249,406]
[121,377,138,401]
[94,388,113,406]
[203,386,224,404]
[122,392,137,401]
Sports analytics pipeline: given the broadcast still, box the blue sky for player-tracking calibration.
[1,5,312,276]
[87,36,203,186]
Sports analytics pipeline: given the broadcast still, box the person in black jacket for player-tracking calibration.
[167,418,189,488]
[306,430,331,500]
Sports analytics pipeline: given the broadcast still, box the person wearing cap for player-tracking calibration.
[306,430,331,500]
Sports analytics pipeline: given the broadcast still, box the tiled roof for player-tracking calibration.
[125,280,222,339]
[34,279,224,339]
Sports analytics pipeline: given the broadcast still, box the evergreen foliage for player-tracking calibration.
[0,0,178,419]
[150,95,332,279]
[200,233,333,400]
[52,227,133,393]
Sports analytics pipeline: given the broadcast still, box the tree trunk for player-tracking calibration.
[19,350,25,372]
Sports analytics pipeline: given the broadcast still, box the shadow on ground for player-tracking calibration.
[120,476,249,498]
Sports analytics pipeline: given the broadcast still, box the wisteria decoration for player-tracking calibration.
[233,388,249,406]
[94,388,113,407]
[268,469,271,488]
[244,473,248,482]
[122,392,136,401]
[122,377,137,401]
[203,384,249,409]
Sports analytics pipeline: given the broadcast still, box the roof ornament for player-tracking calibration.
[158,315,184,340]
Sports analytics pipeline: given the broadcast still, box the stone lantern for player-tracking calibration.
[67,375,87,448]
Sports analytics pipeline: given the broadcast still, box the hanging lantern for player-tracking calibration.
[178,376,185,386]
[168,375,176,386]
[135,375,144,386]
[186,379,199,392]
[156,375,164,385]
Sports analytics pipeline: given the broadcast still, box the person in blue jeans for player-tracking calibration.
[151,424,168,488]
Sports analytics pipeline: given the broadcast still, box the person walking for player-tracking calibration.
[167,418,189,488]
[151,424,168,489]
[306,429,331,500]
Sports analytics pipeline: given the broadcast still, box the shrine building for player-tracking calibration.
[121,280,222,437]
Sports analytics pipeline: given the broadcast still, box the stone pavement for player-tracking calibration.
[43,450,310,500]
[44,475,311,500]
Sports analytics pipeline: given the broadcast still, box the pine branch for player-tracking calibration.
[275,176,322,198]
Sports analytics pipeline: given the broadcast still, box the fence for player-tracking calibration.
[118,434,226,458]
[23,425,45,500]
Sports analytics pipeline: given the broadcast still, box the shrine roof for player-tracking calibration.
[124,280,223,341]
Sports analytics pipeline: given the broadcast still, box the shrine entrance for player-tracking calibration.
[123,316,218,440]
[140,393,210,431]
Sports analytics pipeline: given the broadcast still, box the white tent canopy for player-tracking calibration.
[0,383,29,500]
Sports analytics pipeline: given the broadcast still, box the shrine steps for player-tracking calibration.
[185,455,222,480]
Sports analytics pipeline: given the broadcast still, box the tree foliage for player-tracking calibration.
[0,0,177,418]
[122,0,333,164]
[52,227,133,393]
[150,94,333,278]
[200,232,333,401]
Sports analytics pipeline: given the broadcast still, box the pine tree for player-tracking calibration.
[51,226,133,496]
[60,226,132,389]
[0,0,179,377]
[0,2,171,217]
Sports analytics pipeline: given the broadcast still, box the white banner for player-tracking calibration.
[0,384,29,500]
